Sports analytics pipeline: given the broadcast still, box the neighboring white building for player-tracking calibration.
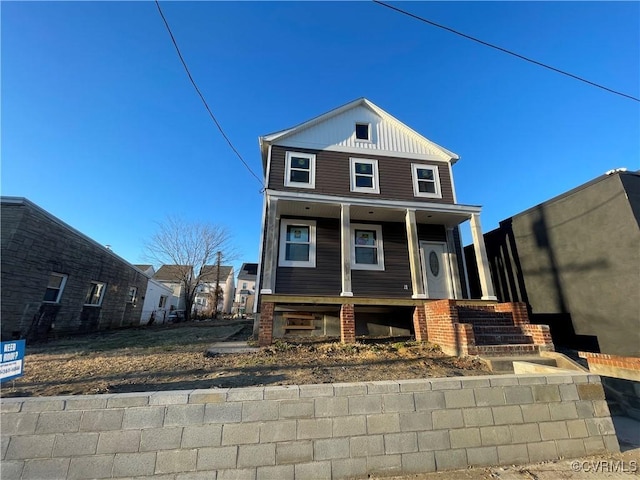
[138,278,174,325]
[153,265,186,311]
[233,263,257,316]
[194,265,235,315]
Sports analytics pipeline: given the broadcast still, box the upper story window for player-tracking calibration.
[285,151,316,189]
[43,273,67,303]
[412,164,442,199]
[351,224,385,271]
[350,158,380,194]
[355,122,371,141]
[85,281,106,306]
[279,219,316,268]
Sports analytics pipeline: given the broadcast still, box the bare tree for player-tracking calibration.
[144,216,235,322]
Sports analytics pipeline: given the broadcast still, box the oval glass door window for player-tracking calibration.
[429,251,440,276]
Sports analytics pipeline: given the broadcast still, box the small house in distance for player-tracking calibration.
[154,264,235,316]
[254,98,553,354]
[0,197,148,341]
[233,262,257,317]
[465,169,640,356]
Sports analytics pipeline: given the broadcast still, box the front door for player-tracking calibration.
[420,242,452,299]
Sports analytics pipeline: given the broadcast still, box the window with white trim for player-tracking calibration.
[350,158,380,194]
[84,281,106,306]
[412,164,442,198]
[285,152,315,188]
[279,219,316,268]
[355,122,371,141]
[351,224,385,271]
[43,273,67,303]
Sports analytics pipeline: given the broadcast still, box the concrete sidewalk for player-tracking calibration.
[377,415,640,480]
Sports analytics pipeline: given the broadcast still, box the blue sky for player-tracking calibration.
[3,1,639,275]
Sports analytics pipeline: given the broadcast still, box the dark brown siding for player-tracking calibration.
[351,222,412,298]
[269,146,455,204]
[417,224,447,243]
[275,217,342,295]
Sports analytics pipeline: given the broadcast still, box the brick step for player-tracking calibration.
[470,344,540,356]
[472,326,525,335]
[462,318,515,327]
[474,333,534,345]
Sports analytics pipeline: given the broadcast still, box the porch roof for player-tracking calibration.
[267,189,481,227]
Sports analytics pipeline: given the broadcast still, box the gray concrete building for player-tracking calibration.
[465,170,640,356]
[1,197,148,341]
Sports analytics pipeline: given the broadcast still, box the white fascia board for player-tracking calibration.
[266,189,482,215]
[277,143,453,164]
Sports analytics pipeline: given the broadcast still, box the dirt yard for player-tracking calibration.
[1,319,491,398]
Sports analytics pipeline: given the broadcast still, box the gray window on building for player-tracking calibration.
[158,295,167,308]
[85,281,106,306]
[43,273,67,303]
[127,286,138,303]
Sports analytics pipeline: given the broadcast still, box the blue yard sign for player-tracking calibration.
[0,340,26,383]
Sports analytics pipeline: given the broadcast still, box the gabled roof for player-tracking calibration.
[200,265,234,283]
[134,264,155,275]
[237,262,258,280]
[155,264,234,283]
[154,265,191,282]
[259,98,459,169]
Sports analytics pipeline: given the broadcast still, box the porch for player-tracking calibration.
[257,295,555,357]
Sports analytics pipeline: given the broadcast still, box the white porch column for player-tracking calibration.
[260,197,279,294]
[445,227,462,299]
[470,213,497,300]
[405,209,426,299]
[340,203,353,296]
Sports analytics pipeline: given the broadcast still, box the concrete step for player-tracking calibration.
[480,354,557,373]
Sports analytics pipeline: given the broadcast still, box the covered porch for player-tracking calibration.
[259,190,497,302]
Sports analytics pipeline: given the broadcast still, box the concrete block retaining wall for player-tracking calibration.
[1,373,619,479]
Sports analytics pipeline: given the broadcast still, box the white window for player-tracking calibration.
[412,164,442,198]
[84,281,106,306]
[43,273,67,303]
[285,151,315,189]
[355,122,371,141]
[279,219,316,268]
[350,158,380,194]
[127,286,138,303]
[351,224,385,271]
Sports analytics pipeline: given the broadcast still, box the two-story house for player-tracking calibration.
[233,263,257,317]
[254,98,536,351]
[194,265,235,316]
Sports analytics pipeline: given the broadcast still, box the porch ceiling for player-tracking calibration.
[276,199,472,226]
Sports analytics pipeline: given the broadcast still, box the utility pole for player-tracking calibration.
[214,251,222,319]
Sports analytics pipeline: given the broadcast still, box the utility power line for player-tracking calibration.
[154,0,265,188]
[373,0,639,103]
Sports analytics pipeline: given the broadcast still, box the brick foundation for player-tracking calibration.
[258,302,274,346]
[412,306,428,342]
[425,300,469,356]
[340,304,355,343]
[495,302,529,325]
